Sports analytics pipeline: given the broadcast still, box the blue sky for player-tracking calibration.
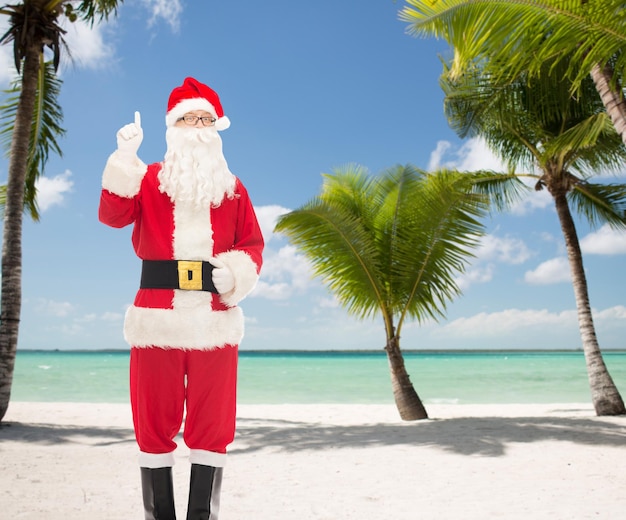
[1,1,625,352]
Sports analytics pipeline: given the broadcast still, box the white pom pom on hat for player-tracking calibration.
[165,77,231,131]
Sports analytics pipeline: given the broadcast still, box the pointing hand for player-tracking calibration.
[116,111,143,158]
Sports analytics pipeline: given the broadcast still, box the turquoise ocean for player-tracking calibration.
[11,349,626,405]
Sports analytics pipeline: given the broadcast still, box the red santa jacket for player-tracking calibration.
[99,152,264,350]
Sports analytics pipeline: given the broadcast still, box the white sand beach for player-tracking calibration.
[1,402,625,519]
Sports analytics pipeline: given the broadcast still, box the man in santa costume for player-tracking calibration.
[99,77,264,519]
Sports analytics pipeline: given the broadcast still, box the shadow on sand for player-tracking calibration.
[0,421,135,447]
[2,411,624,457]
[231,414,626,458]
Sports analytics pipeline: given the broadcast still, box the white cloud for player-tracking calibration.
[456,264,494,291]
[508,188,553,216]
[476,234,532,264]
[594,305,626,324]
[251,280,293,300]
[35,298,74,317]
[429,305,626,346]
[59,322,85,336]
[77,313,97,323]
[0,46,14,85]
[539,231,557,243]
[317,295,339,309]
[253,245,314,300]
[435,307,578,338]
[0,17,16,85]
[0,16,113,84]
[580,225,626,255]
[457,234,532,290]
[60,18,115,70]
[428,137,508,172]
[524,257,571,285]
[141,0,184,32]
[251,205,318,300]
[254,204,291,243]
[101,311,124,322]
[35,170,73,211]
[427,140,452,171]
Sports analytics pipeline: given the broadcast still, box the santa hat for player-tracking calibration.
[165,77,231,131]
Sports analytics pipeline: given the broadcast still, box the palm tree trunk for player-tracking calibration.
[0,44,41,422]
[385,335,428,420]
[590,62,626,149]
[553,192,625,416]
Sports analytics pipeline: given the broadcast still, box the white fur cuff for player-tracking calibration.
[102,151,147,198]
[189,449,228,468]
[214,251,259,307]
[139,451,176,468]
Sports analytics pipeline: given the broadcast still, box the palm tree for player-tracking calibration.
[0,1,121,422]
[0,63,65,220]
[400,0,626,147]
[275,164,490,420]
[440,57,626,415]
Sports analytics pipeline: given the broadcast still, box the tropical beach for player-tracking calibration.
[2,350,626,519]
[1,1,626,519]
[2,401,626,519]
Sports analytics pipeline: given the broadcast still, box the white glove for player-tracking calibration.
[116,111,143,159]
[212,266,235,294]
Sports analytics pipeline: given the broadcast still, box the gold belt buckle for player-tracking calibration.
[178,260,203,290]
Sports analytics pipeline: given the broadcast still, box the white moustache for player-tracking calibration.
[167,125,220,146]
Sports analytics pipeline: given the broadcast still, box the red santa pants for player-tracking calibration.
[130,345,238,463]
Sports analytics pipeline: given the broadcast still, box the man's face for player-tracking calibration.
[174,110,217,129]
[160,109,234,208]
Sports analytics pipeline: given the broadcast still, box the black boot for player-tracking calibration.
[186,464,223,520]
[140,466,177,520]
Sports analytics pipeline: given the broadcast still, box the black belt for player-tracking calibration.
[140,260,218,293]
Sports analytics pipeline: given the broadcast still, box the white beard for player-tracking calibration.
[158,126,236,209]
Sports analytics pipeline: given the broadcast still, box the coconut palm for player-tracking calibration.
[0,1,121,422]
[0,62,65,220]
[400,0,626,146]
[440,56,626,415]
[275,164,490,420]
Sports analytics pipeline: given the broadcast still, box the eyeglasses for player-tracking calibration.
[177,115,217,127]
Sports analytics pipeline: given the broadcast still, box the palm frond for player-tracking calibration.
[275,165,491,331]
[464,170,531,213]
[0,59,65,220]
[401,0,626,91]
[72,0,122,25]
[441,45,626,203]
[440,62,545,168]
[275,167,387,320]
[391,168,489,329]
[0,2,68,72]
[543,112,626,174]
[568,182,626,230]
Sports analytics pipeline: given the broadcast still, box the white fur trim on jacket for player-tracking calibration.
[213,250,259,307]
[124,303,244,350]
[102,151,147,198]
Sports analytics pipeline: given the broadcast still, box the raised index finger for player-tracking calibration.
[134,111,141,128]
